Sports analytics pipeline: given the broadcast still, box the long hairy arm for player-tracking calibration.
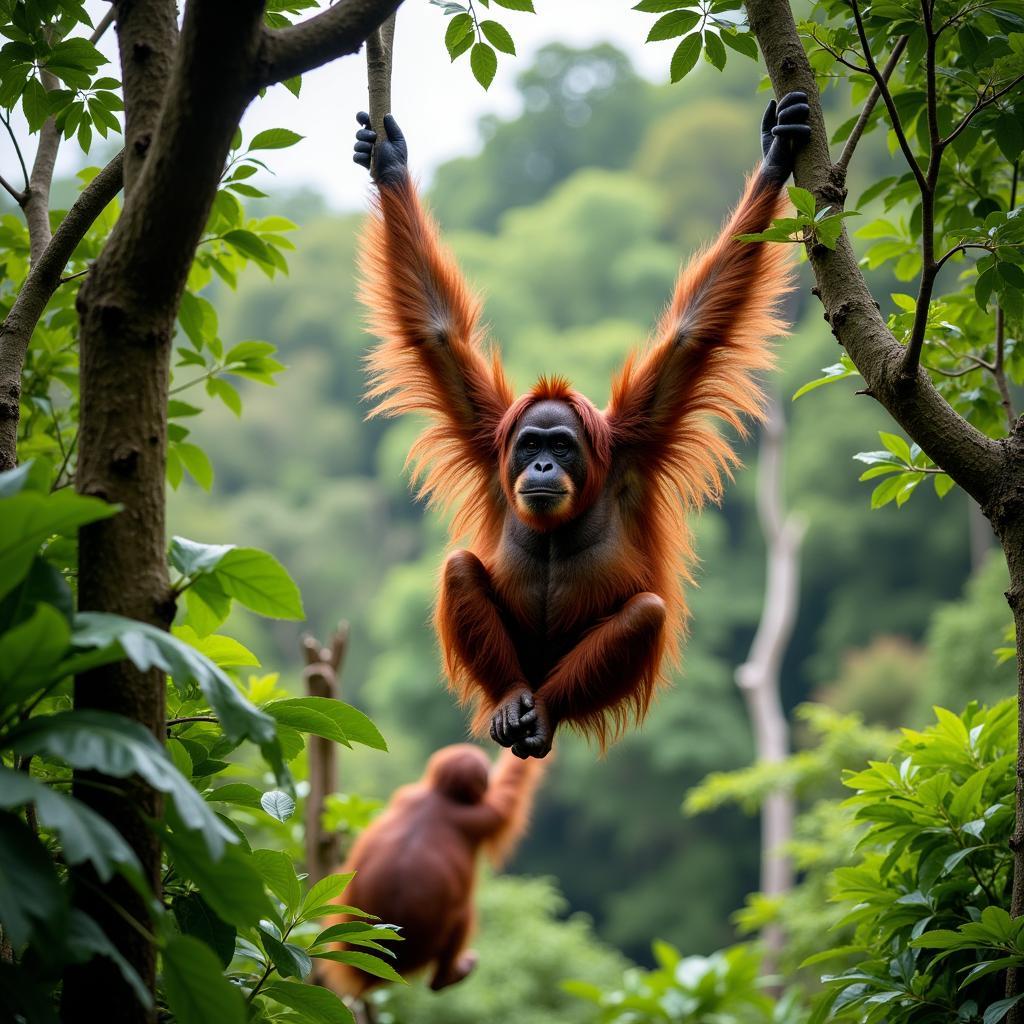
[356,113,513,527]
[607,93,809,510]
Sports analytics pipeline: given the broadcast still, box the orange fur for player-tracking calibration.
[317,746,545,999]
[361,168,793,751]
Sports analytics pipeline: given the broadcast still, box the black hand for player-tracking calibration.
[490,689,535,748]
[353,111,408,187]
[760,91,811,184]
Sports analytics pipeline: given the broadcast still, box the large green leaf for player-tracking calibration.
[71,612,283,778]
[0,811,65,948]
[257,926,312,979]
[0,489,119,601]
[0,767,144,885]
[164,820,272,928]
[260,981,355,1024]
[172,893,236,969]
[209,547,303,619]
[253,848,302,913]
[162,935,247,1024]
[264,697,387,751]
[0,603,70,705]
[6,710,235,858]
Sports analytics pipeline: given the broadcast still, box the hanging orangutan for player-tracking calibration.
[352,92,811,759]
[317,744,544,996]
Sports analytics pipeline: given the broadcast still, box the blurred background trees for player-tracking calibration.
[161,39,990,970]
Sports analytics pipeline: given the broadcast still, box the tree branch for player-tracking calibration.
[23,48,62,265]
[0,150,124,472]
[0,173,24,204]
[257,0,404,86]
[849,0,928,195]
[835,35,907,175]
[0,110,29,190]
[744,0,1003,505]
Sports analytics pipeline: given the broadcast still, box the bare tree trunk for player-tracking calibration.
[735,395,804,979]
[970,499,994,573]
[303,623,349,884]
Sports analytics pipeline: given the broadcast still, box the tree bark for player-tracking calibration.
[735,395,802,979]
[0,152,124,472]
[745,0,1024,1009]
[302,624,349,884]
[58,2,405,1016]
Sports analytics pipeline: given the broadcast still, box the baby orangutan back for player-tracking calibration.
[318,745,545,996]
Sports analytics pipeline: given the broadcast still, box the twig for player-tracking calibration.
[0,110,29,190]
[89,7,117,44]
[849,0,928,195]
[166,715,218,727]
[836,36,907,175]
[943,74,1024,149]
[934,242,995,273]
[994,160,1019,432]
[0,173,24,204]
[60,268,92,285]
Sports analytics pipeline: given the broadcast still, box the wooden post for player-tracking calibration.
[302,621,349,885]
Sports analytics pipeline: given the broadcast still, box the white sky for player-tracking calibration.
[3,1,669,211]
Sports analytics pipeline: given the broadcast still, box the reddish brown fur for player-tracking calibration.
[361,168,792,750]
[317,746,545,998]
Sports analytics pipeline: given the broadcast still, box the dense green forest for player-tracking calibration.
[163,43,1004,970]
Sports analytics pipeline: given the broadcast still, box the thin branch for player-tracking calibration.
[0,111,29,191]
[943,74,1024,149]
[923,361,986,378]
[257,0,404,86]
[849,0,928,195]
[89,6,117,44]
[60,268,92,285]
[0,150,124,472]
[836,35,907,175]
[994,307,1015,430]
[0,173,24,204]
[934,241,995,273]
[166,716,218,727]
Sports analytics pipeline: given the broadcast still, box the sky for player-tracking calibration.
[2,1,671,212]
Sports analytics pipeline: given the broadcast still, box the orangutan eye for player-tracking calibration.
[522,439,540,454]
[551,440,569,456]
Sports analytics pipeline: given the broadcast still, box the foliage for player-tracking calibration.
[787,0,1024,502]
[0,2,399,1018]
[811,700,1017,1023]
[566,940,807,1023]
[377,874,629,1024]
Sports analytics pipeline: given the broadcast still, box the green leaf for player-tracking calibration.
[247,128,304,151]
[470,42,498,89]
[934,473,955,498]
[720,28,758,59]
[985,994,1024,1024]
[21,76,48,131]
[265,696,388,751]
[669,33,702,82]
[879,431,912,463]
[480,19,515,53]
[170,536,233,577]
[172,893,236,969]
[258,926,313,979]
[703,30,726,69]
[633,0,690,9]
[445,12,473,54]
[0,811,64,948]
[260,789,296,822]
[647,9,700,40]
[312,949,405,983]
[300,872,356,920]
[206,783,264,809]
[223,229,271,264]
[175,442,214,490]
[70,612,281,774]
[162,935,247,1024]
[788,186,816,218]
[995,113,1024,163]
[253,849,302,913]
[164,823,273,928]
[260,981,355,1024]
[0,489,119,601]
[0,603,71,706]
[186,546,301,621]
[493,0,535,9]
[7,709,235,858]
[0,768,144,885]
